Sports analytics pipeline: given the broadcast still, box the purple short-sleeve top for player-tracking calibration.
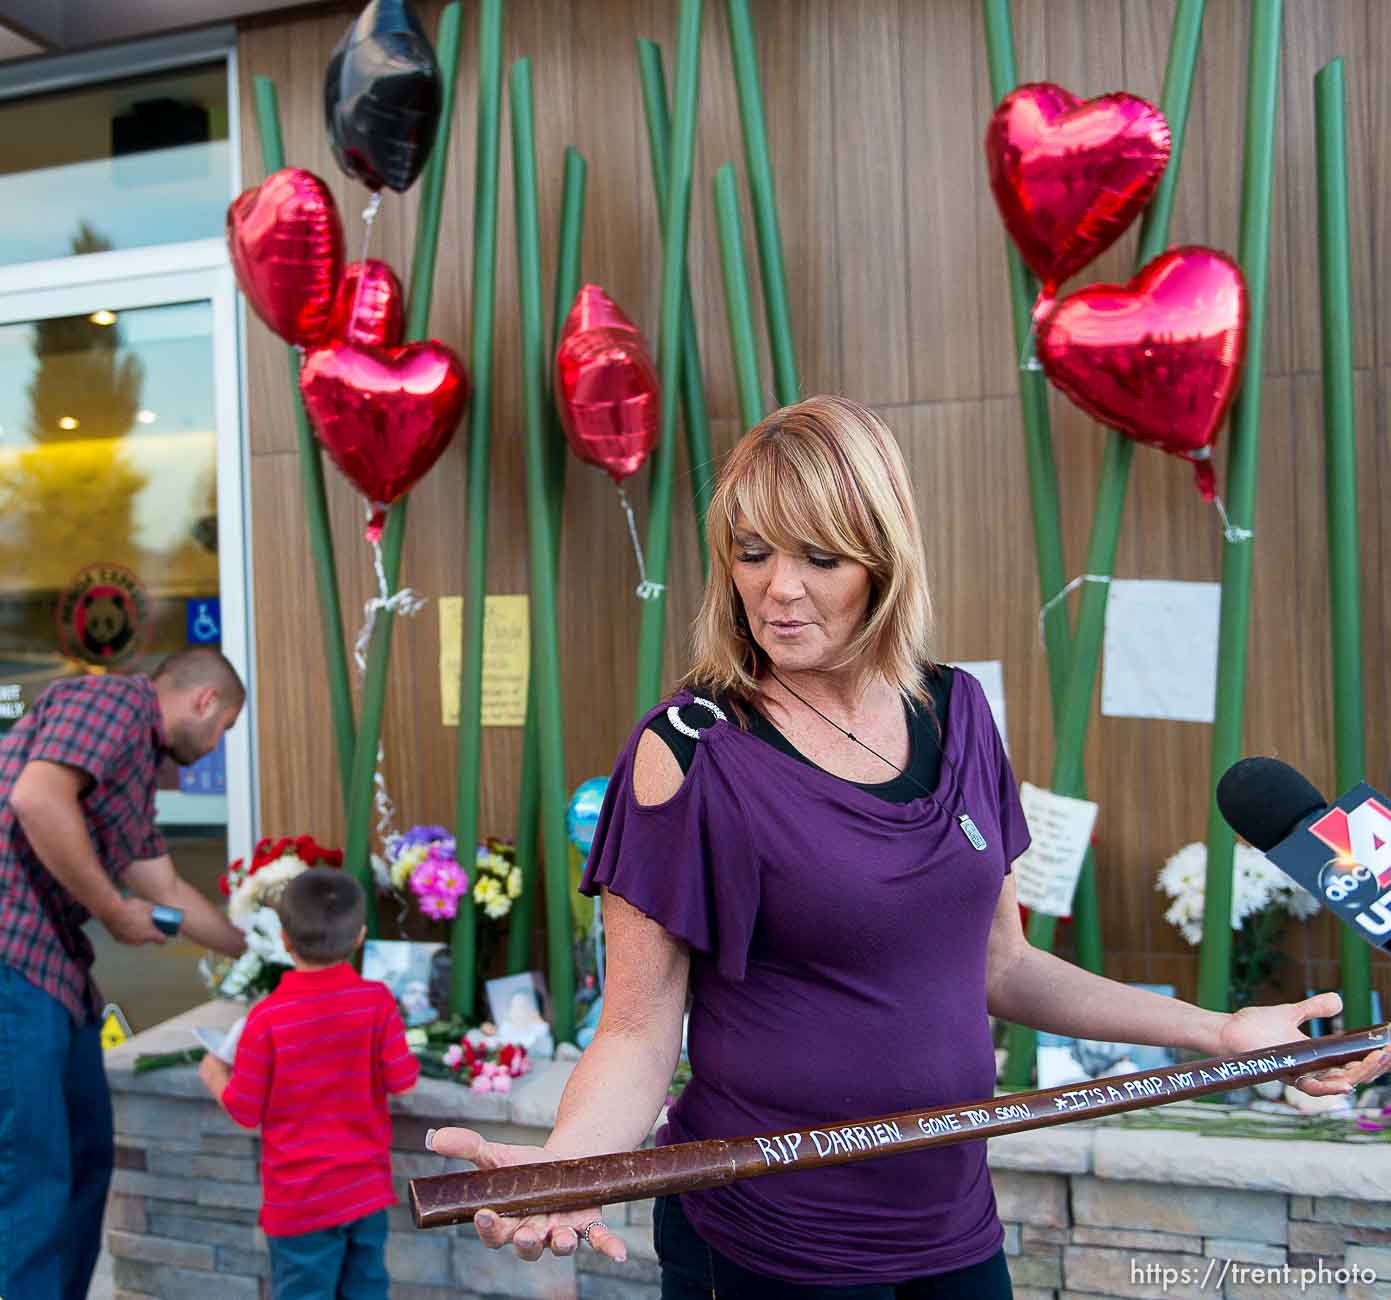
[580,668,1030,1285]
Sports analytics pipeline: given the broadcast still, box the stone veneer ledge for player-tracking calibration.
[103,1001,1391,1300]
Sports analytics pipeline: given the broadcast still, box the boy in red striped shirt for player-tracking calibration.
[199,867,419,1296]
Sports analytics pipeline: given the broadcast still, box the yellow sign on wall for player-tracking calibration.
[439,595,530,727]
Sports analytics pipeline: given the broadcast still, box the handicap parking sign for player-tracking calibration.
[186,597,221,645]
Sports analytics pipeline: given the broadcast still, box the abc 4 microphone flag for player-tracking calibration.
[1265,783,1391,953]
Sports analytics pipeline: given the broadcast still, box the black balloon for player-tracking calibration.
[325,0,443,193]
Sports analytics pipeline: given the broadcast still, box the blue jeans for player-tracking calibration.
[267,1209,390,1300]
[654,1194,1014,1300]
[0,964,113,1300]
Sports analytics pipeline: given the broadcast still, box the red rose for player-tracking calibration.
[272,837,292,860]
[218,874,230,897]
[323,848,343,867]
[295,835,318,863]
[499,1043,529,1075]
[254,837,272,857]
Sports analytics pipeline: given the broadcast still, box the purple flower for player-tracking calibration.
[399,824,456,854]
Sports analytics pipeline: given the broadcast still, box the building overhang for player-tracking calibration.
[0,1,339,62]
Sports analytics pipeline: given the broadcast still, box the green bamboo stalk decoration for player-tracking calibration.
[251,77,356,809]
[634,0,703,716]
[508,146,588,978]
[449,0,504,1017]
[548,149,589,505]
[508,687,543,977]
[725,0,798,406]
[343,1,464,932]
[510,57,576,1043]
[979,0,1102,984]
[1314,57,1370,1031]
[1002,0,1208,1086]
[713,163,766,432]
[980,3,1071,719]
[1196,0,1283,1013]
[637,39,714,566]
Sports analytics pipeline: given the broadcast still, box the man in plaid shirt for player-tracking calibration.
[0,648,248,1300]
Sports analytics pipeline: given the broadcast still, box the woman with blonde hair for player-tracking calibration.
[431,397,1386,1298]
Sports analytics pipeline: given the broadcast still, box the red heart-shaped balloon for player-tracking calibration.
[554,284,660,484]
[299,341,469,509]
[227,167,345,347]
[331,259,404,348]
[986,83,1170,293]
[1036,246,1248,497]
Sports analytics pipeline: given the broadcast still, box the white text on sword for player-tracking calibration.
[755,1121,906,1166]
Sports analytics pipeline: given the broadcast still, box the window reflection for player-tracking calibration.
[0,299,218,730]
[0,63,229,266]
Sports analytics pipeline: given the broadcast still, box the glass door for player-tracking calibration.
[0,261,255,1028]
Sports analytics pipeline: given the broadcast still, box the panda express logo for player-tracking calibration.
[56,565,151,667]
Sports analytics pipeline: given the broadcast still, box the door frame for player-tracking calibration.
[0,29,254,862]
[0,258,259,864]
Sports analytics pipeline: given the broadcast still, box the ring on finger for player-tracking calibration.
[577,1219,605,1244]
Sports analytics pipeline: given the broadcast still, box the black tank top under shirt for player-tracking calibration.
[647,665,953,805]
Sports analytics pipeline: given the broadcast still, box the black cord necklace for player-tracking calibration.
[766,668,988,852]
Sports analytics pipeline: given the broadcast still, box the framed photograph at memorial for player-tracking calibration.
[362,939,445,1028]
[485,970,554,1057]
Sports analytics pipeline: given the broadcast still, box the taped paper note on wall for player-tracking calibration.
[1013,781,1100,917]
[439,597,461,726]
[481,596,529,726]
[1101,579,1220,723]
[439,595,530,727]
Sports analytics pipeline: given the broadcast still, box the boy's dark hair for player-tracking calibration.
[277,867,364,964]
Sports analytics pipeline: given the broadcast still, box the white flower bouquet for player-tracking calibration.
[202,835,345,1002]
[1156,840,1321,1007]
[1156,841,1320,944]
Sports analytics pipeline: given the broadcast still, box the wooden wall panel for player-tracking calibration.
[1280,0,1376,375]
[685,0,754,419]
[1367,368,1391,788]
[248,453,345,843]
[239,0,1391,1010]
[900,0,987,401]
[1371,5,1391,371]
[756,0,839,401]
[827,0,910,406]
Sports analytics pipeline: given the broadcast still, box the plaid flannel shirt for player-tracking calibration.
[0,674,167,1022]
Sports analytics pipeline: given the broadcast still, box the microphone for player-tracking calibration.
[1216,758,1391,954]
[1215,757,1326,850]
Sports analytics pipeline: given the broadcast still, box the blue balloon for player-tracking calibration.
[566,777,609,855]
[576,994,603,1049]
